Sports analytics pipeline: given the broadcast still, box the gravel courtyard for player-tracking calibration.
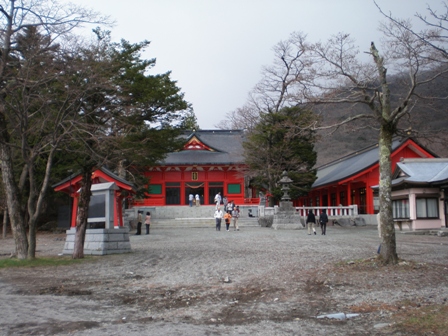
[1,225,448,335]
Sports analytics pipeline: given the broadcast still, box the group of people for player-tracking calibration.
[214,192,234,210]
[213,201,240,232]
[305,209,328,235]
[135,206,329,236]
[188,193,201,207]
[135,210,151,235]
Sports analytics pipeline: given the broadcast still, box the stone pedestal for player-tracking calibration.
[63,227,132,255]
[272,201,303,230]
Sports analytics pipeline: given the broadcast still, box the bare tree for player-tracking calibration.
[226,6,448,264]
[375,1,448,59]
[219,32,310,130]
[0,0,110,259]
[301,19,447,264]
[219,33,319,206]
[217,105,259,130]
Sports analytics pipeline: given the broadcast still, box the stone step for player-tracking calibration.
[126,205,261,220]
[150,217,260,229]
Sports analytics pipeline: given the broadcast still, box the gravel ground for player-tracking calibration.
[1,225,448,335]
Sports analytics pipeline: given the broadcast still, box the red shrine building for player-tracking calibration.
[54,131,437,221]
[135,132,436,216]
[53,167,136,228]
[133,130,257,207]
[296,138,436,214]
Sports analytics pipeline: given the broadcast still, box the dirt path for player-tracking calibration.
[1,226,448,335]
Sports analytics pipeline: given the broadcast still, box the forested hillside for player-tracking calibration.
[314,72,448,167]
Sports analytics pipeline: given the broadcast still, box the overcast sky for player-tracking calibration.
[68,0,443,129]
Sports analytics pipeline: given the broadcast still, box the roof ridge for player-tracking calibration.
[401,158,448,163]
[316,140,394,169]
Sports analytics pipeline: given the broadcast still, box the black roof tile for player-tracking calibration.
[161,130,245,165]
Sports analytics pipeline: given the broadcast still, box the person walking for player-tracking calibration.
[145,211,151,235]
[223,196,228,210]
[195,194,200,206]
[319,209,329,235]
[188,193,194,207]
[232,205,240,231]
[136,210,143,235]
[214,207,223,231]
[306,210,316,235]
[214,192,221,209]
[226,200,234,214]
[224,211,232,231]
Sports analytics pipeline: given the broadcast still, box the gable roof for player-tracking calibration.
[391,158,448,187]
[161,130,245,165]
[312,137,436,189]
[53,167,135,192]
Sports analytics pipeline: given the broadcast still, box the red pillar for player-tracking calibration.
[365,186,374,214]
[347,183,352,206]
[115,191,123,227]
[71,195,79,228]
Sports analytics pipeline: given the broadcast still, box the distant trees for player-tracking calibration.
[225,4,448,264]
[377,1,448,59]
[181,109,200,131]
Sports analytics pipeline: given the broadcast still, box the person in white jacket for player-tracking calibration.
[195,194,200,206]
[214,207,223,231]
[214,192,221,209]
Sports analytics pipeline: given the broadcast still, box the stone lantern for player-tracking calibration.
[272,170,304,230]
[279,170,293,201]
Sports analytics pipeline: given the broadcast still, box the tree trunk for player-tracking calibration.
[72,166,93,259]
[378,125,398,264]
[27,220,36,259]
[2,208,8,238]
[0,143,28,259]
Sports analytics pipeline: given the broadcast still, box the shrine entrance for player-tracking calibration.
[185,182,205,205]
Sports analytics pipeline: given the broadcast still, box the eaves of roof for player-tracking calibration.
[312,137,428,189]
[52,166,135,191]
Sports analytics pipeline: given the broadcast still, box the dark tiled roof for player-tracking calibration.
[313,138,406,188]
[393,158,448,186]
[161,130,245,165]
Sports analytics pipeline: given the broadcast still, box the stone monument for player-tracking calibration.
[63,182,132,255]
[272,171,303,230]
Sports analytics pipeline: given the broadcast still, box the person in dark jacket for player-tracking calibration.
[306,210,316,235]
[319,209,329,235]
[145,211,151,235]
[136,210,143,235]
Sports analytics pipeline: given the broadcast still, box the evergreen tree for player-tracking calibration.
[243,106,317,205]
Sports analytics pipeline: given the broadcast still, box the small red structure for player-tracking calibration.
[53,167,135,228]
[296,138,436,214]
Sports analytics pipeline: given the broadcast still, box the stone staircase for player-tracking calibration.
[153,217,260,229]
[125,205,261,229]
